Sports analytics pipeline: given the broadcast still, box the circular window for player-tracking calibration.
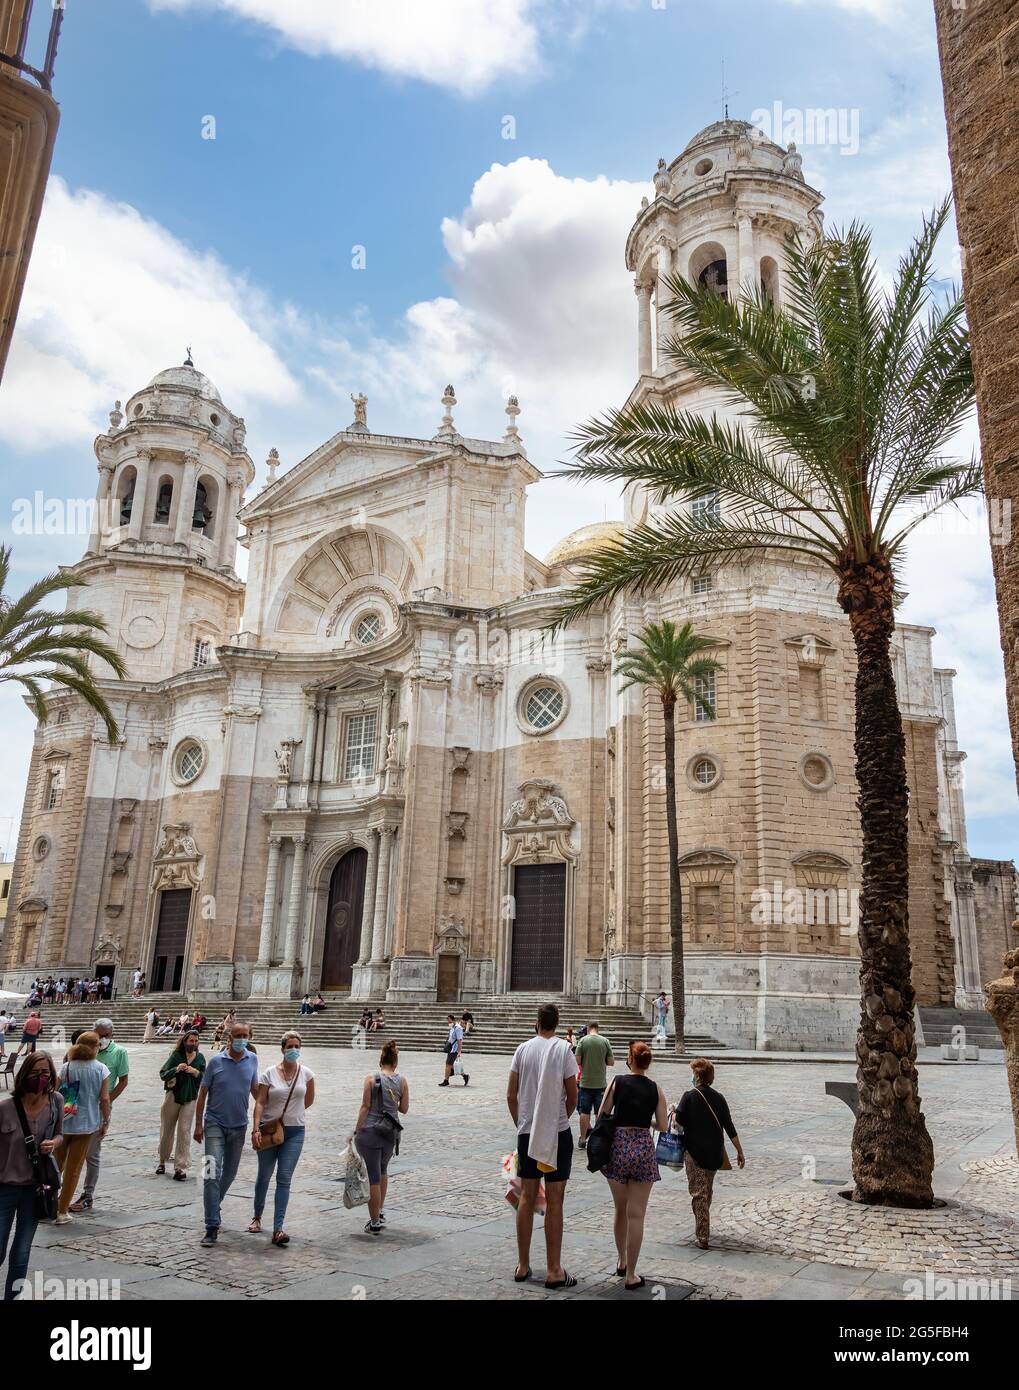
[210,412,220,427]
[355,613,382,645]
[694,158,714,176]
[174,739,205,785]
[525,685,564,731]
[133,403,144,417]
[798,752,835,792]
[32,836,50,862]
[687,753,723,792]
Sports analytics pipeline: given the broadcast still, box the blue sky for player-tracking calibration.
[1,0,1016,861]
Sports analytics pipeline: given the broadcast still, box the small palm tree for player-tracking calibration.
[0,546,126,741]
[614,620,720,1051]
[552,200,977,1207]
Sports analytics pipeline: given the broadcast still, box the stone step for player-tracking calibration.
[918,1007,1003,1049]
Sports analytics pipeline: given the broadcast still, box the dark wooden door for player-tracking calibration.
[322,848,367,989]
[436,953,461,1002]
[511,863,566,991]
[151,888,191,992]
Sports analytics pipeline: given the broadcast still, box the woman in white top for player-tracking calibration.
[142,1008,159,1043]
[249,1031,315,1246]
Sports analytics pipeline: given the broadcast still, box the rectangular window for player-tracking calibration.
[343,710,378,782]
[1,879,9,900]
[45,769,64,810]
[692,573,713,595]
[800,665,824,720]
[693,671,716,722]
[691,491,721,527]
[192,638,211,669]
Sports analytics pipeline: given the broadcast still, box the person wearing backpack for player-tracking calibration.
[249,1032,315,1247]
[54,1032,110,1225]
[0,1050,63,1300]
[354,1039,409,1235]
[675,1057,746,1249]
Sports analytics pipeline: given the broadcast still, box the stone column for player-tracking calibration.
[300,697,318,807]
[636,281,653,376]
[88,464,114,554]
[219,469,245,570]
[127,449,153,542]
[369,826,395,964]
[174,451,200,547]
[737,214,756,299]
[986,950,1019,1159]
[654,244,673,361]
[257,836,283,965]
[357,829,380,963]
[283,836,309,966]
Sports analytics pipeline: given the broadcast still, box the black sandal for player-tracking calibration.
[624,1276,646,1290]
[615,1264,626,1277]
[513,1267,531,1283]
[544,1272,578,1290]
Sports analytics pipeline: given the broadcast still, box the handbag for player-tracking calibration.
[58,1063,80,1118]
[585,1082,619,1173]
[258,1064,301,1149]
[694,1087,733,1170]
[655,1106,685,1169]
[14,1094,61,1220]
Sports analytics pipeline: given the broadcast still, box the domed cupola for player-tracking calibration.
[89,351,255,574]
[625,118,825,380]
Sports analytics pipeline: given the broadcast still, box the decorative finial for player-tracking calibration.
[653,158,669,197]
[184,345,194,367]
[109,399,123,430]
[504,394,523,450]
[434,384,458,442]
[348,391,368,433]
[265,447,279,488]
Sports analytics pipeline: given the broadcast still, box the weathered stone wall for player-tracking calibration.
[971,856,1018,983]
[935,0,1019,789]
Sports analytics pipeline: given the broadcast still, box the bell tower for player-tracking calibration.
[73,355,255,681]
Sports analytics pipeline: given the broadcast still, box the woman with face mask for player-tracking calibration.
[157,1030,206,1180]
[0,1051,63,1300]
[248,1032,315,1246]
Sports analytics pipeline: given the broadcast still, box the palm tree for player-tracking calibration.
[551,201,977,1207]
[0,546,127,741]
[614,620,720,1052]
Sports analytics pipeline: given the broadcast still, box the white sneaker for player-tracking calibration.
[54,1213,73,1225]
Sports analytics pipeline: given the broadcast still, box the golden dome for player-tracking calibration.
[545,521,625,566]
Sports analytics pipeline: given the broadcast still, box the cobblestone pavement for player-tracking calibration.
[24,1042,1019,1302]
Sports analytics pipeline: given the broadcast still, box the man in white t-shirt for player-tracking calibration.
[506,1002,579,1290]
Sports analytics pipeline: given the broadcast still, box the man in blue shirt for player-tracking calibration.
[194,1019,258,1246]
[438,1014,469,1087]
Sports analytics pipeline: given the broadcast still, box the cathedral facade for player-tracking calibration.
[0,122,992,1048]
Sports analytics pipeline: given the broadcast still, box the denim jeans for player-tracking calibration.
[0,1184,38,1301]
[202,1121,246,1231]
[253,1125,305,1231]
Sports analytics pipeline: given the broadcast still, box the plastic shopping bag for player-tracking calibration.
[453,1057,464,1076]
[341,1138,371,1209]
[501,1151,546,1215]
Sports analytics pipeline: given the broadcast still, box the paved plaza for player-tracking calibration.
[23,1041,1019,1302]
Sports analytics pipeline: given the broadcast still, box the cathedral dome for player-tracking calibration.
[146,362,223,403]
[545,521,624,566]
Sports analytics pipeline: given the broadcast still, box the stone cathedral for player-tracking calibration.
[1,121,996,1048]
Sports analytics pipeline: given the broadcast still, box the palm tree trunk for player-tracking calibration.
[662,693,685,1051]
[841,559,934,1207]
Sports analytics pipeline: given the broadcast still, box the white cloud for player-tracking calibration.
[0,178,299,452]
[149,0,545,96]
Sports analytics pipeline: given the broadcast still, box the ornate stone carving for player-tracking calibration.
[586,656,610,673]
[155,823,200,860]
[407,667,453,686]
[435,915,468,953]
[475,672,504,694]
[447,812,469,839]
[451,746,471,771]
[502,780,578,868]
[93,932,122,964]
[274,738,301,781]
[782,142,805,180]
[444,877,465,896]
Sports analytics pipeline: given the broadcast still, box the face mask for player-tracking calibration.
[27,1072,50,1094]
[230,1037,248,1054]
[99,1038,111,1051]
[284,1048,301,1063]
[185,1043,197,1054]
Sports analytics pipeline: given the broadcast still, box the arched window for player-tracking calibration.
[192,477,218,539]
[116,466,137,527]
[689,242,729,302]
[153,478,173,524]
[699,259,728,299]
[760,255,780,307]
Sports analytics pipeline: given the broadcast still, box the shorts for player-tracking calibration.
[357,1130,395,1186]
[20,1032,38,1050]
[577,1086,604,1115]
[517,1129,573,1184]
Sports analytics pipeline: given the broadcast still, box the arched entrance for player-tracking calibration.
[322,847,367,989]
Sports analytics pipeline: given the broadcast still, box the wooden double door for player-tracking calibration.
[322,848,368,989]
[510,862,566,991]
[151,888,191,992]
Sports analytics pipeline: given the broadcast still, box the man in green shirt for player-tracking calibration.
[69,1016,129,1214]
[574,1023,613,1148]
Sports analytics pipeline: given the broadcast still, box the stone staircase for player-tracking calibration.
[23,992,724,1055]
[918,1006,1003,1050]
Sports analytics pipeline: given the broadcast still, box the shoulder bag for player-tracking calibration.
[258,1064,301,1148]
[13,1094,61,1220]
[694,1087,733,1170]
[585,1080,619,1173]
